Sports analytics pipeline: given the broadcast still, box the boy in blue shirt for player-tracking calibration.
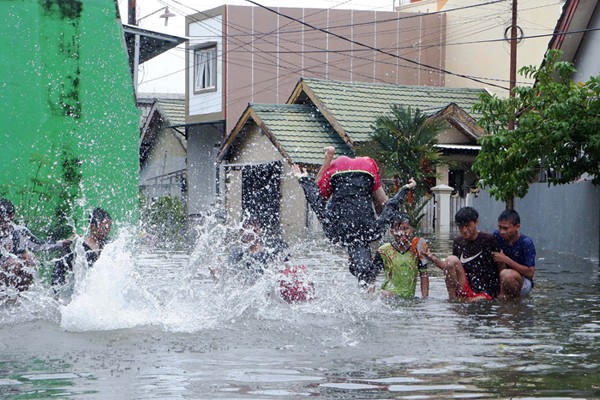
[493,209,536,299]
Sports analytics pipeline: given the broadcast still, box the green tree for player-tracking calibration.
[358,104,446,198]
[473,50,600,203]
[140,195,186,246]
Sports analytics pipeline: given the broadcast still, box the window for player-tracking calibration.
[194,45,217,93]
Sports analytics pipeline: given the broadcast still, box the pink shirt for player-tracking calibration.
[317,156,382,198]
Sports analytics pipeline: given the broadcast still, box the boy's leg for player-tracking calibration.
[347,242,376,286]
[442,255,467,300]
[315,146,335,183]
[498,268,524,300]
[444,256,492,302]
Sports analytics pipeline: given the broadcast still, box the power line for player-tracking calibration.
[244,0,510,89]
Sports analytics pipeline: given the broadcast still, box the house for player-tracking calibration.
[184,5,447,221]
[396,0,565,96]
[217,103,353,239]
[548,0,599,81]
[287,78,487,192]
[138,94,187,203]
[218,78,488,241]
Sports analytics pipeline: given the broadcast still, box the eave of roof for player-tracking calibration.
[548,0,599,61]
[122,24,187,69]
[287,78,488,143]
[434,144,481,152]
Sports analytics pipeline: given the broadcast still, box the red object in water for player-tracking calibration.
[279,265,316,304]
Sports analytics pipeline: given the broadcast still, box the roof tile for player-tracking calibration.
[297,78,487,142]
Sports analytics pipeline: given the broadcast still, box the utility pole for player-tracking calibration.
[506,0,518,210]
[127,0,141,95]
[128,0,136,25]
[509,0,518,120]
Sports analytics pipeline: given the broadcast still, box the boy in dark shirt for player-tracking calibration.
[441,206,501,302]
[1,198,68,293]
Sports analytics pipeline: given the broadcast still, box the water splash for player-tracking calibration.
[1,215,388,334]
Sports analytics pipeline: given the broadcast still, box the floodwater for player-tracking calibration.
[1,223,599,399]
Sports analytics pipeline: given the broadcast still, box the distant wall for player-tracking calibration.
[475,182,600,262]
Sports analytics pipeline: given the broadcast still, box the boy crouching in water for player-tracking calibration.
[373,213,444,299]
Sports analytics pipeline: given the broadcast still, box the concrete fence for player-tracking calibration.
[474,181,599,262]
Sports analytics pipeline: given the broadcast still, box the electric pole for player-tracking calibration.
[505,0,518,210]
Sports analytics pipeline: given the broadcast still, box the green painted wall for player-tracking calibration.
[0,0,139,238]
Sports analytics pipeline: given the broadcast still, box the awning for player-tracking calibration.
[434,144,481,153]
[122,23,187,69]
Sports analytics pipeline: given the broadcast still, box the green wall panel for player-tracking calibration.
[0,0,139,238]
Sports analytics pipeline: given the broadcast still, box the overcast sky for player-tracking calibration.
[118,0,401,93]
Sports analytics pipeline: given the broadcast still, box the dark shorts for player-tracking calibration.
[456,281,493,301]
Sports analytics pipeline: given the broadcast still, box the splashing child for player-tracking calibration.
[373,213,444,299]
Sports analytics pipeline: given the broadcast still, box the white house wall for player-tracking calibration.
[399,0,564,97]
[186,124,222,217]
[140,129,186,199]
[188,15,223,117]
[571,4,600,83]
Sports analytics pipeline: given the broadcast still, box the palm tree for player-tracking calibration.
[359,104,446,196]
[357,105,447,228]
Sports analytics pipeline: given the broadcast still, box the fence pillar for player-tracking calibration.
[432,184,454,234]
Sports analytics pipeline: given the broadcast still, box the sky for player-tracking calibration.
[118,0,401,94]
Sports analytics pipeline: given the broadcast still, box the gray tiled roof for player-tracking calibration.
[156,98,186,126]
[137,94,186,127]
[249,104,353,165]
[296,78,487,142]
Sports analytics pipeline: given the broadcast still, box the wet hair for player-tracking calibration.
[0,198,14,217]
[498,209,520,225]
[89,207,112,226]
[454,206,479,226]
[392,212,411,227]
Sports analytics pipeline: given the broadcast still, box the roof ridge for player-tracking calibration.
[301,77,486,92]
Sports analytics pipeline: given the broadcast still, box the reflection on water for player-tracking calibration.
[0,225,599,399]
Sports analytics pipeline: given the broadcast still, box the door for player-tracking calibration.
[241,161,282,239]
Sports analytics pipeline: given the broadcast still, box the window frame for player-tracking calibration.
[193,43,218,94]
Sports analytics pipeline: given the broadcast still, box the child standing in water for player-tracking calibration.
[373,213,444,299]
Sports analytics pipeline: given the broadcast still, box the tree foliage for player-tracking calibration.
[357,105,446,231]
[140,195,185,246]
[473,50,600,202]
[358,104,446,198]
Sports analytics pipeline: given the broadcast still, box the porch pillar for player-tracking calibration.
[431,184,454,234]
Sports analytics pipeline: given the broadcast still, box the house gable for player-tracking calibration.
[139,97,186,167]
[218,103,352,166]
